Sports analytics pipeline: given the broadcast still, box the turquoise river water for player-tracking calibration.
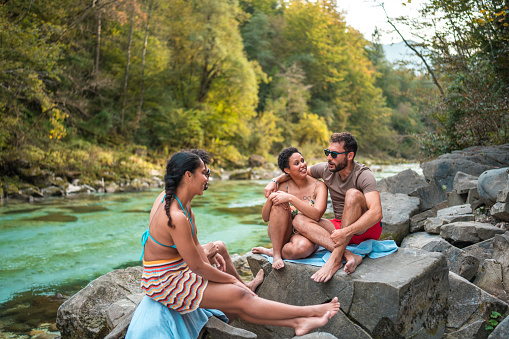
[0,163,421,337]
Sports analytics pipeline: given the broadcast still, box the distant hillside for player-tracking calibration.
[383,41,425,70]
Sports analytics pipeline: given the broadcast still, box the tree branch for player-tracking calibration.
[380,3,444,95]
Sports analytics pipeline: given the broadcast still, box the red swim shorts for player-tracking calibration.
[330,219,382,245]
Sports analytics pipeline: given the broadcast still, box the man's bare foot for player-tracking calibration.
[294,312,331,336]
[311,258,342,282]
[251,247,273,256]
[245,269,264,292]
[344,254,362,274]
[272,255,285,270]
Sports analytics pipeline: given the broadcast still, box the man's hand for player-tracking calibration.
[264,180,278,198]
[331,228,349,247]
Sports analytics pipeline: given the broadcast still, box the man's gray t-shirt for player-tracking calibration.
[309,161,378,220]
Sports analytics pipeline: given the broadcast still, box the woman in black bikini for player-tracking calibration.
[252,147,328,270]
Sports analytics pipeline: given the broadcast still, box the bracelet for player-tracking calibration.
[269,179,277,184]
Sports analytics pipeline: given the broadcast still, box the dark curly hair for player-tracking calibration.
[329,132,358,159]
[277,147,301,172]
[163,151,203,227]
[187,148,211,165]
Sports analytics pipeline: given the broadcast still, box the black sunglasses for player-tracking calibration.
[205,168,210,177]
[324,149,349,158]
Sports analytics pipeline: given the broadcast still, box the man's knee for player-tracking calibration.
[345,188,367,209]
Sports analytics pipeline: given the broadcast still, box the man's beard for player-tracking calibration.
[329,156,348,172]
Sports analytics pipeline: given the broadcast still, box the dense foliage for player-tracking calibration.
[0,0,461,182]
[392,0,509,155]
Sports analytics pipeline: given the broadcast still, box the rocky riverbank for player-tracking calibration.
[0,154,285,202]
[55,143,509,338]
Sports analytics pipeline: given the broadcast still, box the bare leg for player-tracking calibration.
[251,247,273,256]
[237,310,332,336]
[313,189,368,281]
[245,269,264,292]
[281,234,318,259]
[266,204,293,270]
[206,241,264,291]
[252,234,317,260]
[200,282,340,333]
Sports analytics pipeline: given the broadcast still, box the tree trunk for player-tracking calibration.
[137,0,153,120]
[120,12,134,132]
[95,10,101,75]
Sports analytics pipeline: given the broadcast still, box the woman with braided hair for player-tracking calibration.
[139,151,339,336]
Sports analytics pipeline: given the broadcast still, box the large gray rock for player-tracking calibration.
[424,217,446,234]
[377,169,428,195]
[491,202,509,221]
[421,144,509,193]
[57,267,143,338]
[401,232,479,280]
[410,209,435,233]
[447,190,467,207]
[478,168,509,206]
[409,178,448,212]
[453,172,479,194]
[463,239,495,264]
[440,222,506,246]
[447,272,508,337]
[444,319,489,339]
[380,192,420,244]
[491,233,509,303]
[237,249,449,338]
[473,259,509,304]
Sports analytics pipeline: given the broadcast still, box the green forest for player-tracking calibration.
[0,0,508,185]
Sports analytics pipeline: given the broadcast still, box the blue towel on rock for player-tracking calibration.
[125,296,228,339]
[263,239,398,267]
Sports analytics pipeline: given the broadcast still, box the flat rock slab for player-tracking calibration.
[437,204,473,219]
[239,249,449,338]
[440,222,506,245]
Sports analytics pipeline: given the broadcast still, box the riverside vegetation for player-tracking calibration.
[2,0,508,194]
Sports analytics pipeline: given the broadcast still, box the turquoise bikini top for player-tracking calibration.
[139,194,195,260]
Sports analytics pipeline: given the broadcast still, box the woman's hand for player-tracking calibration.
[270,191,291,205]
[211,253,226,272]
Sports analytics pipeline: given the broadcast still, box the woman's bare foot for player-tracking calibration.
[307,297,340,318]
[344,254,362,274]
[251,247,273,256]
[272,255,285,270]
[294,311,331,336]
[245,269,264,292]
